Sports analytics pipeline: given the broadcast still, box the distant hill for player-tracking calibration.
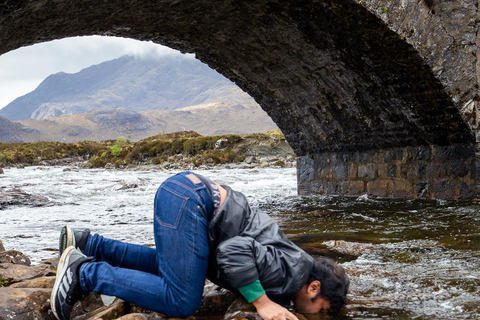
[0,54,278,142]
[16,102,277,143]
[0,54,259,120]
[0,116,39,143]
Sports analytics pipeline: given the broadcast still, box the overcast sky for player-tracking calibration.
[0,36,194,110]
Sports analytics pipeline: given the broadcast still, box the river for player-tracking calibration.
[0,166,479,319]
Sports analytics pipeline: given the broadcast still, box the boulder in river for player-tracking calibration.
[0,187,52,209]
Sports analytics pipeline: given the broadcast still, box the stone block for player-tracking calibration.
[417,164,425,179]
[326,181,340,194]
[383,149,393,162]
[314,156,329,172]
[377,163,388,178]
[470,158,479,181]
[393,149,404,161]
[333,164,347,179]
[399,164,409,179]
[358,163,375,179]
[331,153,343,164]
[311,182,322,194]
[347,181,365,196]
[426,162,447,178]
[436,146,456,161]
[367,180,389,198]
[320,166,335,179]
[450,161,469,178]
[458,183,476,200]
[391,180,413,199]
[297,157,315,182]
[387,164,397,178]
[342,153,355,162]
[433,179,456,199]
[405,147,415,161]
[453,144,475,159]
[338,181,349,194]
[348,163,358,178]
[358,152,368,162]
[416,146,432,160]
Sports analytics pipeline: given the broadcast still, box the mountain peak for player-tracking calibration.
[0,54,253,120]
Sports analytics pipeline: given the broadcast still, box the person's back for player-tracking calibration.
[207,185,314,307]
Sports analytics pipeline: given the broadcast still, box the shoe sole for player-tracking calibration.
[59,226,74,258]
[51,246,76,320]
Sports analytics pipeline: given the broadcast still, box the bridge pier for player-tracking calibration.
[297,143,478,200]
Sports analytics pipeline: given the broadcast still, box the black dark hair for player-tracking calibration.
[308,257,350,311]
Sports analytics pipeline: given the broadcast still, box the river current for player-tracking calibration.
[1,166,479,319]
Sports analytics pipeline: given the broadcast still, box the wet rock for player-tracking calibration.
[196,282,238,317]
[244,156,256,164]
[118,183,139,190]
[105,163,115,169]
[0,168,4,174]
[0,240,5,252]
[72,298,129,320]
[64,166,80,172]
[0,261,55,284]
[0,288,55,320]
[9,276,56,288]
[70,292,107,318]
[323,240,373,258]
[223,298,260,320]
[0,249,31,265]
[0,187,51,209]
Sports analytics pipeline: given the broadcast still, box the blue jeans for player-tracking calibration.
[79,172,214,317]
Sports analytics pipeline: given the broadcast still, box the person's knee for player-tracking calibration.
[171,294,202,317]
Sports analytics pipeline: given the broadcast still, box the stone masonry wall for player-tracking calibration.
[298,144,477,200]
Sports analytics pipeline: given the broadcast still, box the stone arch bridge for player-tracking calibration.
[1,0,479,199]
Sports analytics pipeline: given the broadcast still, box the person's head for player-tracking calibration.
[293,257,349,313]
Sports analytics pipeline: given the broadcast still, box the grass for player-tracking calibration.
[0,130,287,168]
[0,276,9,287]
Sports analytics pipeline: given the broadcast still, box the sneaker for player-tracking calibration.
[51,246,92,320]
[59,226,90,258]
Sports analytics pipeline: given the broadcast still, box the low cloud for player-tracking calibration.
[0,36,194,109]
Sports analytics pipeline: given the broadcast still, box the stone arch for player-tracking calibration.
[1,0,478,199]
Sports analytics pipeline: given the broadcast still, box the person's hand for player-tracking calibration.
[252,294,299,320]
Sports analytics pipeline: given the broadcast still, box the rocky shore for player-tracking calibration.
[0,240,312,320]
[0,130,296,170]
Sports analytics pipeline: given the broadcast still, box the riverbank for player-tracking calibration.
[0,129,296,171]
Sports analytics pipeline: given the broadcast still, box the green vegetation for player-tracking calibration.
[0,130,287,168]
[0,140,105,166]
[0,276,9,287]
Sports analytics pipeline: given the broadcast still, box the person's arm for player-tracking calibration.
[251,293,299,320]
[216,237,297,320]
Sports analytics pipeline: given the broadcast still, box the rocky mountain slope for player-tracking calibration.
[0,55,276,142]
[0,55,256,120]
